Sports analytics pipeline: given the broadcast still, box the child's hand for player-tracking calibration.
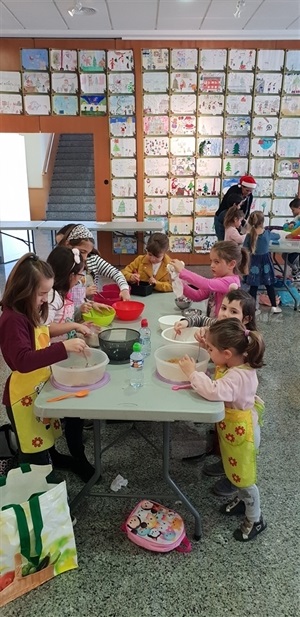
[86,284,97,296]
[75,323,92,336]
[120,289,131,301]
[92,302,111,312]
[179,354,196,379]
[129,273,140,284]
[194,326,208,348]
[63,338,87,353]
[174,319,188,334]
[171,259,185,273]
[149,276,156,285]
[80,299,93,314]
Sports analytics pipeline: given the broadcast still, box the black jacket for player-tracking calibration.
[215,184,253,220]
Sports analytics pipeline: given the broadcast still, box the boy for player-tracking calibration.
[122,233,172,292]
[286,198,300,277]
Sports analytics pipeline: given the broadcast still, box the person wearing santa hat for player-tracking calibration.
[214,175,257,241]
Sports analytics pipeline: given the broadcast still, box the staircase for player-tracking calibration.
[46,134,96,221]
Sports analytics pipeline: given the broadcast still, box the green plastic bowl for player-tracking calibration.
[82,307,115,327]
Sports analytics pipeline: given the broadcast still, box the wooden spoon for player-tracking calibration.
[47,390,90,403]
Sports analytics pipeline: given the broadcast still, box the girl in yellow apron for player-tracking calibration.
[0,252,88,467]
[179,318,267,543]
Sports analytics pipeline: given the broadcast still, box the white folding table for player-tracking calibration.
[270,236,300,310]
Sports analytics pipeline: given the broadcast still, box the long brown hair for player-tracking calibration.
[248,211,265,253]
[0,253,54,326]
[212,241,249,276]
[224,205,244,229]
[47,246,84,304]
[208,318,265,369]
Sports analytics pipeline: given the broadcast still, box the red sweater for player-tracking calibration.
[0,308,67,406]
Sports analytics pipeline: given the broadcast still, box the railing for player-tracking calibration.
[43,134,55,175]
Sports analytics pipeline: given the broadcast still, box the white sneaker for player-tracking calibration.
[270,306,282,314]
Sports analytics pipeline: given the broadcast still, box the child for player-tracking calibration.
[285,198,300,276]
[243,211,281,314]
[122,233,172,292]
[224,205,246,245]
[0,253,87,472]
[171,241,249,318]
[214,176,257,240]
[179,318,266,542]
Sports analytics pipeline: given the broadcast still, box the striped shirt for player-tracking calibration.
[86,254,129,291]
[184,314,216,328]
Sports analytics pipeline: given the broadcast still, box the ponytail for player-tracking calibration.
[248,211,265,253]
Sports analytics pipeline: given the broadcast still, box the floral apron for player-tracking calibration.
[9,325,62,454]
[216,365,264,489]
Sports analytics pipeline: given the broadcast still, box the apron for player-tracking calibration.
[215,365,264,489]
[9,325,62,454]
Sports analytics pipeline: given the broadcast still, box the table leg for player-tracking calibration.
[70,419,102,510]
[273,253,298,310]
[162,422,202,540]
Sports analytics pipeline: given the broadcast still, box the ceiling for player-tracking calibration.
[0,0,299,40]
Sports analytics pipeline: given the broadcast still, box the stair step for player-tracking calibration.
[47,203,95,212]
[47,211,96,221]
[49,187,95,196]
[53,160,94,168]
[57,146,93,152]
[52,172,95,181]
[48,194,96,204]
[55,153,94,161]
[51,180,95,188]
[60,134,93,141]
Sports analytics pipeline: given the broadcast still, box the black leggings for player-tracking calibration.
[249,285,276,307]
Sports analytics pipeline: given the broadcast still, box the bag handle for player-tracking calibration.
[175,534,192,554]
[2,493,44,565]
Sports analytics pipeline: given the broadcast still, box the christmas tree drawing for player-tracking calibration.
[233,142,240,155]
[225,161,232,172]
[118,200,126,214]
[202,183,209,194]
[113,140,121,155]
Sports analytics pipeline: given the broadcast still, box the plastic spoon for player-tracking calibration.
[47,390,90,403]
[172,384,192,391]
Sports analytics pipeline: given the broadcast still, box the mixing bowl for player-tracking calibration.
[51,349,109,387]
[94,290,120,306]
[175,297,192,310]
[98,328,140,363]
[154,344,209,383]
[82,306,115,327]
[158,315,181,331]
[112,301,144,321]
[161,327,199,345]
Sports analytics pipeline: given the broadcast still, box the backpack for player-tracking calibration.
[0,424,18,476]
[122,500,192,553]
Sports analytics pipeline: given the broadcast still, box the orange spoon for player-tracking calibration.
[47,390,89,403]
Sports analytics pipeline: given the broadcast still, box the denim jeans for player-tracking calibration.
[214,214,225,241]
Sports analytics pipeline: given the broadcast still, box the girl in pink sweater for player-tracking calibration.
[224,205,246,245]
[171,241,249,317]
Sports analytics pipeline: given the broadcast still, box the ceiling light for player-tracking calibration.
[68,2,97,17]
[234,0,246,18]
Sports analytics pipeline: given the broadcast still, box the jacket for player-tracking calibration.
[122,254,172,292]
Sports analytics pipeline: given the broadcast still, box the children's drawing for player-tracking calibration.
[111,159,136,178]
[251,138,276,157]
[107,50,134,71]
[222,178,241,194]
[281,96,300,116]
[144,198,168,216]
[24,94,50,115]
[197,158,221,177]
[255,73,282,94]
[112,178,136,197]
[170,137,196,156]
[285,50,300,71]
[229,49,255,71]
[109,95,135,115]
[144,137,169,156]
[113,234,137,255]
[142,49,169,70]
[170,94,196,114]
[198,138,222,157]
[223,158,248,177]
[143,94,169,114]
[170,156,196,176]
[277,139,300,159]
[255,178,273,197]
[112,199,137,217]
[257,49,284,71]
[198,116,224,136]
[144,157,169,176]
[111,137,136,158]
[144,217,169,233]
[80,73,106,94]
[200,49,227,70]
[195,198,219,216]
[52,95,78,116]
[276,159,300,178]
[225,116,250,135]
[143,72,168,93]
[199,73,225,93]
[144,177,168,196]
[51,73,78,94]
[272,199,293,217]
[254,96,280,115]
[0,93,22,114]
[21,49,48,71]
[108,73,134,94]
[143,116,169,135]
[171,49,198,70]
[50,49,77,72]
[169,235,192,253]
[283,73,300,95]
[0,71,21,92]
[198,94,224,114]
[23,72,50,94]
[279,117,300,137]
[274,179,299,197]
[226,95,252,114]
[224,137,249,157]
[250,158,275,178]
[80,95,106,115]
[227,72,254,93]
[196,178,220,196]
[79,50,106,72]
[110,116,136,136]
[194,235,217,253]
[171,72,197,93]
[252,117,278,136]
[170,115,196,135]
[169,197,194,215]
[194,217,215,235]
[170,177,195,197]
[251,198,272,215]
[169,217,193,235]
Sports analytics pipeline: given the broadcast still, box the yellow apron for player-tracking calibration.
[9,325,62,454]
[215,365,264,489]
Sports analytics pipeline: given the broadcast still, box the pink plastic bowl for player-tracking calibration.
[112,300,145,321]
[94,290,120,306]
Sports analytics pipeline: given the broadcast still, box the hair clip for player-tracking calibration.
[72,248,81,264]
[244,328,250,337]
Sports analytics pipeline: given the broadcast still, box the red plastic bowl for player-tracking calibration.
[112,300,145,321]
[94,290,120,306]
[102,284,120,293]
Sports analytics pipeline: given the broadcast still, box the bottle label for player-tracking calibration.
[130,358,144,369]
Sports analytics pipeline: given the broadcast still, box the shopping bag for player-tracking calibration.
[0,464,77,607]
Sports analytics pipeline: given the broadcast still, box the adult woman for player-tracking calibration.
[214,176,257,241]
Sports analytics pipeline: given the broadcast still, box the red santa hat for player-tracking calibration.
[240,175,257,189]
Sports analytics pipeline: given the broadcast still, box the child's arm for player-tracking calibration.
[229,227,246,245]
[180,269,239,295]
[122,256,143,283]
[48,321,92,338]
[179,360,243,401]
[87,254,130,292]
[151,279,172,292]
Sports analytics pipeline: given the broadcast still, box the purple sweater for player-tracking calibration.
[179,269,241,317]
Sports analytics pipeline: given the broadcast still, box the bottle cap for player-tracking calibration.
[141,319,148,327]
[133,342,142,352]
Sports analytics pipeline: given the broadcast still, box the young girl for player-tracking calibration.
[171,241,249,318]
[224,205,246,245]
[0,253,87,471]
[244,211,281,314]
[122,232,172,292]
[179,318,266,542]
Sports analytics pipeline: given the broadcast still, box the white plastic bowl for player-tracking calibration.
[161,326,199,344]
[154,344,209,383]
[158,315,182,331]
[51,349,109,387]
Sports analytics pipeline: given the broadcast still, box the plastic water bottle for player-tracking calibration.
[129,342,144,388]
[139,319,151,357]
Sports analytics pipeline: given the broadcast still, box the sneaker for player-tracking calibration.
[203,458,225,477]
[72,457,98,483]
[220,497,246,516]
[270,306,282,314]
[233,515,267,542]
[212,477,238,498]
